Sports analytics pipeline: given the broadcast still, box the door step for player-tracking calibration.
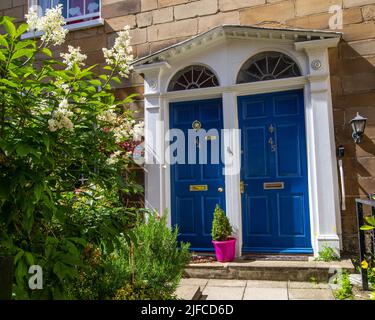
[184,259,355,282]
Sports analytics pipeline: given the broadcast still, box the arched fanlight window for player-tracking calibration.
[168,65,219,91]
[237,51,301,84]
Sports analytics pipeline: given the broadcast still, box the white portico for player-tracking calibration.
[133,25,342,257]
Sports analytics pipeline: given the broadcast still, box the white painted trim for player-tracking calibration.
[21,18,104,40]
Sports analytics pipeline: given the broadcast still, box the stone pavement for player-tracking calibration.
[178,278,335,300]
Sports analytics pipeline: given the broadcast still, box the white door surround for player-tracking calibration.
[133,25,342,257]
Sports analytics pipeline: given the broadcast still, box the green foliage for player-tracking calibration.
[211,205,232,241]
[123,211,191,299]
[334,270,353,300]
[314,246,340,262]
[361,216,375,231]
[0,17,142,299]
[69,211,191,300]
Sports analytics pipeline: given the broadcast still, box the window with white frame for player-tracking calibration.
[29,0,101,25]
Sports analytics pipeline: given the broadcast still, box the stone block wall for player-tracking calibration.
[2,0,375,254]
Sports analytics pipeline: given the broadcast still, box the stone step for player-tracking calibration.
[184,259,355,282]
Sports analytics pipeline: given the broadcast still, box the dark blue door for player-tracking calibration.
[170,99,226,251]
[238,90,312,253]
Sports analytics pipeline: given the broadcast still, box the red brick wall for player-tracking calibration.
[2,0,375,253]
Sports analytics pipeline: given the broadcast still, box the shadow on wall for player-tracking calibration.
[331,41,375,255]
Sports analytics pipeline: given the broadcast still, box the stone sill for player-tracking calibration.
[21,18,104,40]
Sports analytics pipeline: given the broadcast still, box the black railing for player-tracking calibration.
[355,198,375,291]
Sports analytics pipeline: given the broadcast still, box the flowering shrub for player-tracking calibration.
[0,8,144,299]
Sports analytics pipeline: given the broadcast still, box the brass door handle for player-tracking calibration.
[218,187,223,193]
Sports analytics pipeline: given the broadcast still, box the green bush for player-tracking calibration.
[71,211,191,300]
[121,211,191,299]
[0,12,142,299]
[211,205,232,241]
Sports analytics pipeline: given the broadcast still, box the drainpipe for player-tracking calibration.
[337,145,346,211]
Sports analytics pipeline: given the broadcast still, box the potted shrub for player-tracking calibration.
[211,205,236,262]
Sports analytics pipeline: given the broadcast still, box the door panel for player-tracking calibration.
[239,90,312,253]
[170,99,226,250]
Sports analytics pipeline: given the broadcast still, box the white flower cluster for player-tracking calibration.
[102,26,134,78]
[106,150,122,165]
[60,46,87,70]
[133,121,144,142]
[113,118,135,143]
[97,108,117,124]
[25,5,68,46]
[112,119,145,143]
[48,99,74,132]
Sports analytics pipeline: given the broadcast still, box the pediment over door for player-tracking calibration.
[133,25,341,95]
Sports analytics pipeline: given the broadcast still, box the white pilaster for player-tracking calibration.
[296,39,342,255]
[222,91,242,257]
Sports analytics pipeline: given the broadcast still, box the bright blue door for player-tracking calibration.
[170,99,226,251]
[238,90,312,253]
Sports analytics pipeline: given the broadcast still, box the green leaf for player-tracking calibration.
[0,50,6,61]
[14,250,24,264]
[41,47,52,57]
[0,35,8,48]
[15,40,34,51]
[15,259,27,285]
[34,183,44,202]
[365,216,375,226]
[361,225,375,231]
[3,19,16,38]
[90,79,102,86]
[0,78,17,88]
[111,76,121,84]
[16,23,29,38]
[11,48,34,61]
[24,252,35,266]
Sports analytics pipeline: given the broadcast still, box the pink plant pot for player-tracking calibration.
[212,237,236,262]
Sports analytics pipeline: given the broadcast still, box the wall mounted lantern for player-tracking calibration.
[350,112,367,144]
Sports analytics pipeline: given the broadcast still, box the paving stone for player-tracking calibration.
[175,285,201,300]
[207,279,247,287]
[289,289,335,300]
[243,287,288,300]
[202,286,245,300]
[247,280,287,288]
[288,281,330,289]
[180,278,208,287]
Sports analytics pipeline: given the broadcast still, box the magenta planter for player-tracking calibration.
[212,237,236,262]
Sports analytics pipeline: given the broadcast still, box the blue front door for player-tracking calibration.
[170,99,226,251]
[238,90,312,253]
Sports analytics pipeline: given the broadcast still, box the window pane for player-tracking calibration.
[68,0,84,18]
[86,0,100,14]
[37,0,67,18]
